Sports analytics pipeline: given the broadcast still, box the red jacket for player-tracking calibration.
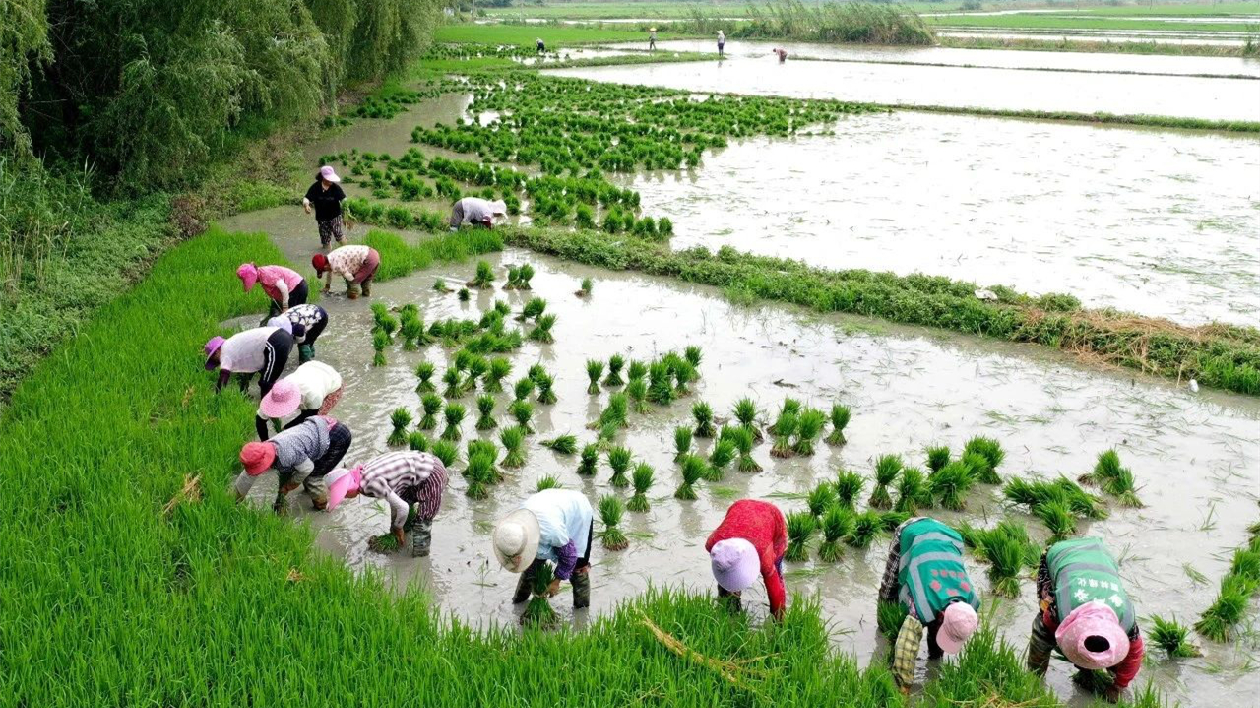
[705,500,788,617]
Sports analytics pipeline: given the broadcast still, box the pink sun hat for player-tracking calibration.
[319,165,341,183]
[236,263,259,291]
[710,538,759,593]
[259,379,301,419]
[1056,600,1130,670]
[204,336,225,370]
[936,601,979,655]
[325,465,363,511]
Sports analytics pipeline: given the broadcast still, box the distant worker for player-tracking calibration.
[717,30,726,56]
[325,451,448,557]
[255,360,343,441]
[706,499,788,620]
[271,302,329,363]
[536,37,545,54]
[649,27,657,50]
[1028,537,1144,704]
[303,165,347,249]
[878,517,980,694]
[204,325,295,396]
[774,48,788,63]
[233,415,351,512]
[449,197,507,230]
[312,244,380,300]
[237,262,307,322]
[493,488,594,609]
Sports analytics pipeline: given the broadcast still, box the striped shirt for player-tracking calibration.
[257,265,304,308]
[326,245,370,279]
[360,452,448,530]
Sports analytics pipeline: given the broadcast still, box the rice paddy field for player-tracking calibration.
[6,4,1260,707]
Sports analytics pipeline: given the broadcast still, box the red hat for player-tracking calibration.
[240,442,277,476]
[311,253,329,273]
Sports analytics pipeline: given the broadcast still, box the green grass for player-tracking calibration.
[361,228,505,282]
[435,24,661,46]
[927,14,1256,33]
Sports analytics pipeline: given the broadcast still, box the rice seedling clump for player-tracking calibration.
[387,408,412,446]
[868,454,903,510]
[586,359,603,394]
[604,354,625,387]
[599,495,628,551]
[501,425,527,469]
[785,511,817,562]
[825,404,851,446]
[520,561,559,629]
[818,506,854,562]
[692,402,716,438]
[607,446,632,488]
[792,408,827,456]
[541,434,578,455]
[674,455,706,500]
[673,425,693,461]
[627,463,655,512]
[475,394,497,430]
[442,403,466,441]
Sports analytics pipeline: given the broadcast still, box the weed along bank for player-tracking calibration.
[4,4,1259,707]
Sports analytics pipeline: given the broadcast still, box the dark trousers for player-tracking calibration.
[266,281,309,320]
[303,310,328,346]
[258,330,293,396]
[313,423,352,477]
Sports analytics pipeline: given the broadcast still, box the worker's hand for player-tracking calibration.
[304,204,312,215]
[546,579,562,597]
[394,527,407,547]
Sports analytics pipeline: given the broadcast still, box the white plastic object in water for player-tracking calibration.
[1189,379,1199,393]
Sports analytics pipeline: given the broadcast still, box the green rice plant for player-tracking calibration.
[599,495,628,551]
[1081,448,1121,486]
[508,400,534,434]
[465,450,495,500]
[833,471,865,510]
[493,300,511,316]
[769,399,801,434]
[593,393,628,431]
[769,411,798,459]
[646,362,674,405]
[692,402,716,438]
[484,357,511,393]
[467,439,502,483]
[534,374,557,405]
[442,404,466,441]
[541,435,578,455]
[926,445,951,473]
[824,405,851,446]
[517,263,536,289]
[626,359,648,381]
[604,354,625,387]
[672,359,697,395]
[626,378,648,413]
[894,467,931,514]
[475,394,497,431]
[514,375,536,402]
[963,436,1004,484]
[418,393,443,430]
[733,397,763,443]
[727,426,760,473]
[372,330,389,367]
[519,297,546,322]
[607,446,632,488]
[976,527,1029,598]
[432,279,450,293]
[442,368,463,399]
[1085,449,1143,507]
[371,302,389,326]
[784,511,816,562]
[627,463,654,512]
[704,439,736,482]
[675,455,706,500]
[467,354,490,385]
[586,359,604,394]
[505,265,520,289]
[684,345,702,369]
[520,561,558,629]
[792,408,827,456]
[817,506,854,562]
[408,431,430,452]
[1032,499,1077,540]
[377,314,398,342]
[414,361,437,393]
[877,600,910,642]
[469,260,494,288]
[848,511,884,549]
[928,461,974,511]
[673,426,693,461]
[961,451,996,487]
[1148,615,1202,658]
[807,482,837,518]
[458,287,470,302]
[401,317,425,350]
[388,408,412,446]
[1232,548,1260,582]
[880,511,910,532]
[1052,476,1108,520]
[576,276,593,297]
[577,443,600,476]
[868,454,903,510]
[431,439,459,468]
[535,474,561,492]
[528,314,557,344]
[501,425,527,469]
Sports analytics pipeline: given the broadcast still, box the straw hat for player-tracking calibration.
[240,442,277,476]
[259,379,301,419]
[492,508,540,573]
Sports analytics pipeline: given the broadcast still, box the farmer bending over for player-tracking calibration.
[204,325,295,396]
[536,37,545,53]
[493,489,594,609]
[706,499,789,620]
[1028,537,1144,703]
[233,415,351,511]
[449,197,507,230]
[878,517,980,694]
[271,303,328,363]
[255,360,343,441]
[237,262,307,322]
[325,451,448,557]
[312,244,380,300]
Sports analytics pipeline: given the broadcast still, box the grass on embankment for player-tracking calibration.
[927,14,1257,33]
[940,34,1260,57]
[435,24,665,46]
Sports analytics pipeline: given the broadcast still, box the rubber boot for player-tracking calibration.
[409,519,432,558]
[571,567,591,609]
[298,344,314,363]
[1027,638,1052,676]
[347,283,360,300]
[360,280,371,297]
[512,566,536,604]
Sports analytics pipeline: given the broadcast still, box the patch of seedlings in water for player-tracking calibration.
[442,368,463,399]
[387,408,412,446]
[833,471,865,510]
[468,260,495,288]
[807,482,837,518]
[684,346,702,369]
[626,359,647,382]
[401,316,426,351]
[464,356,489,394]
[626,378,648,413]
[1003,476,1107,523]
[962,436,1004,485]
[868,454,903,510]
[599,495,628,551]
[577,443,599,477]
[646,363,674,406]
[627,463,654,513]
[817,506,854,562]
[894,467,931,515]
[847,511,884,549]
[926,445,951,473]
[705,438,736,482]
[501,425,527,469]
[432,279,450,293]
[520,561,558,629]
[508,399,535,434]
[877,601,910,642]
[1148,615,1201,658]
[372,330,389,367]
[475,395,497,431]
[442,404,466,441]
[408,431,429,452]
[604,354,624,387]
[824,405,850,446]
[430,439,459,468]
[586,359,604,394]
[575,277,593,298]
[1080,449,1143,508]
[728,426,760,473]
[692,403,716,438]
[1196,541,1260,642]
[529,314,557,344]
[607,446,632,488]
[785,511,816,562]
[513,375,535,402]
[518,297,546,322]
[793,408,827,456]
[458,287,470,302]
[414,362,437,393]
[673,426,693,462]
[535,474,561,492]
[674,455,706,500]
[928,461,976,512]
[769,410,798,459]
[464,448,496,500]
[959,520,1037,598]
[418,393,442,430]
[541,435,578,455]
[670,358,697,396]
[503,263,535,290]
[594,393,629,431]
[484,357,511,393]
[535,373,557,405]
[733,398,763,443]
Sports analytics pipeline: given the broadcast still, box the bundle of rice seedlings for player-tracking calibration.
[535,474,561,491]
[484,357,512,393]
[469,260,494,288]
[1231,548,1260,581]
[824,404,851,446]
[769,411,798,459]
[401,317,425,350]
[595,393,628,430]
[458,287,471,302]
[733,398,763,443]
[408,431,430,452]
[670,358,697,396]
[818,506,854,562]
[880,511,910,532]
[769,399,801,434]
[466,357,489,390]
[514,376,535,402]
[518,297,546,322]
[626,359,647,382]
[586,359,604,394]
[541,434,578,455]
[847,511,884,548]
[517,263,536,289]
[628,463,654,512]
[505,266,520,289]
[440,404,466,441]
[705,439,736,482]
[926,445,951,473]
[377,314,398,342]
[501,425,527,468]
[928,461,973,511]
[877,601,910,642]
[508,400,534,434]
[807,482,837,518]
[520,561,559,629]
[894,467,931,514]
[453,349,474,373]
[1081,449,1120,486]
[528,314,557,344]
[575,277,593,298]
[493,300,511,316]
[430,440,459,468]
[604,354,625,387]
[472,395,496,431]
[467,439,502,483]
[577,443,600,476]
[371,301,389,326]
[465,450,495,499]
[1084,449,1143,507]
[793,408,827,456]
[785,511,816,562]
[977,528,1028,598]
[442,368,462,399]
[1052,476,1108,520]
[372,330,389,367]
[433,279,450,293]
[535,374,557,405]
[626,378,648,413]
[684,345,702,369]
[414,362,437,393]
[417,393,442,430]
[1148,615,1202,658]
[607,447,632,488]
[674,455,705,500]
[692,402,716,438]
[1032,499,1077,540]
[665,427,691,463]
[646,362,674,405]
[833,471,865,510]
[1196,572,1257,642]
[963,436,1004,484]
[599,495,629,551]
[728,426,760,473]
[387,408,412,446]
[868,454,903,510]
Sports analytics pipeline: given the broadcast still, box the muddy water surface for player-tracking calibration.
[221,206,1259,706]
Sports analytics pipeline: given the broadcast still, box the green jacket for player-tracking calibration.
[896,518,979,624]
[1046,537,1135,632]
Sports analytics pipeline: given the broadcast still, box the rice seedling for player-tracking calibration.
[432,279,450,293]
[671,359,697,395]
[408,431,430,452]
[674,455,705,500]
[528,363,546,383]
[784,511,816,562]
[1050,476,1108,520]
[1231,548,1260,581]
[442,368,463,399]
[442,403,466,441]
[599,495,628,551]
[505,265,520,289]
[1084,449,1143,507]
[484,357,511,393]
[1032,499,1077,540]
[963,436,1004,484]
[877,600,910,642]
[673,426,693,461]
[974,526,1030,598]
[475,395,497,431]
[520,561,559,629]
[868,454,903,510]
[893,467,931,514]
[769,399,801,433]
[833,471,865,510]
[541,435,578,455]
[388,408,413,446]
[575,277,593,298]
[514,375,535,402]
[880,511,910,532]
[1081,448,1120,486]
[1196,575,1255,642]
[371,301,389,325]
[458,287,471,302]
[806,482,837,518]
[626,378,648,413]
[508,400,534,434]
[607,446,632,488]
[769,411,798,459]
[468,439,502,483]
[431,439,459,468]
[824,404,850,446]
[519,297,546,322]
[733,397,763,442]
[377,314,399,342]
[646,362,674,405]
[727,426,760,473]
[627,463,654,512]
[401,316,425,350]
[961,451,995,487]
[414,361,437,393]
[684,345,702,369]
[464,356,489,392]
[604,354,625,387]
[465,450,495,500]
[469,260,494,288]
[372,330,389,366]
[927,461,973,512]
[535,374,557,405]
[626,359,647,381]
[517,263,536,290]
[417,393,443,430]
[792,408,827,456]
[577,443,599,476]
[817,506,854,562]
[704,439,736,482]
[926,445,951,473]
[692,402,716,438]
[584,359,605,395]
[501,425,527,469]
[595,393,629,431]
[1148,615,1202,658]
[535,474,561,492]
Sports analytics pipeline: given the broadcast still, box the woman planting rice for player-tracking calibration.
[233,415,351,512]
[254,361,343,441]
[270,303,328,363]
[1027,537,1144,704]
[204,325,295,396]
[236,262,307,321]
[302,165,347,248]
[877,517,980,694]
[312,244,380,300]
[706,499,789,620]
[448,197,508,230]
[492,489,595,610]
[324,451,448,557]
